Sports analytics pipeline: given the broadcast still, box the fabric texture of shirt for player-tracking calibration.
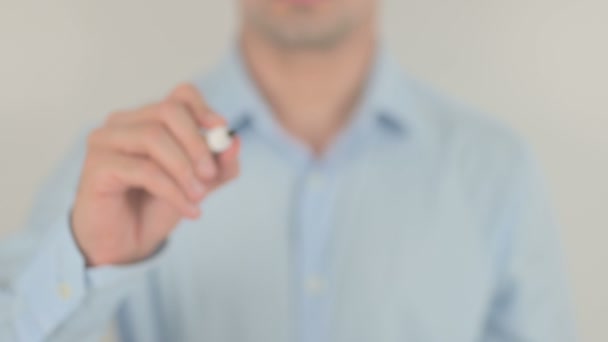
[0,46,576,342]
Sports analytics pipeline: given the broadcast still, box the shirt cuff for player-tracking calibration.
[14,214,88,340]
[86,240,167,291]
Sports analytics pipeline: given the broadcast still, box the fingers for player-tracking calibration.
[106,85,223,181]
[168,83,226,129]
[93,152,201,219]
[96,83,240,201]
[153,101,218,181]
[167,84,242,187]
[88,124,206,202]
[166,84,228,181]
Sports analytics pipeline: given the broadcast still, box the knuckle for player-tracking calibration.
[142,124,166,141]
[202,110,227,126]
[87,157,117,193]
[83,156,101,178]
[104,111,124,125]
[173,82,197,97]
[211,112,227,126]
[156,101,178,119]
[86,127,105,147]
[158,101,191,127]
[156,176,179,200]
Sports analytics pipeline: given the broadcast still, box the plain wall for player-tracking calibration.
[1,1,606,340]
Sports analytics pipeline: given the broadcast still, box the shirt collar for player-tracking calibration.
[193,43,420,138]
[352,46,412,136]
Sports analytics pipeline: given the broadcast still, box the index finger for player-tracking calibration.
[168,83,226,129]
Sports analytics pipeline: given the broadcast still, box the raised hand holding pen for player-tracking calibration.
[71,84,240,266]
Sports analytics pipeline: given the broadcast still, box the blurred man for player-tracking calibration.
[0,0,575,341]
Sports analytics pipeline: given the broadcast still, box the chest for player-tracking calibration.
[154,144,497,342]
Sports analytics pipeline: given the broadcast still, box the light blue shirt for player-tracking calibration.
[0,47,576,342]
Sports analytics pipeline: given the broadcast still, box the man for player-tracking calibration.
[0,0,575,341]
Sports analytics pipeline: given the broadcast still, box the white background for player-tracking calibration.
[1,1,606,340]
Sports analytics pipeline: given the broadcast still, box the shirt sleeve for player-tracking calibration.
[11,214,89,341]
[4,213,166,342]
[482,145,578,341]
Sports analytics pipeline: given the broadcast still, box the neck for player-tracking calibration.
[240,24,377,155]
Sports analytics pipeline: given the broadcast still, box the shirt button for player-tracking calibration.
[305,276,326,296]
[58,283,72,300]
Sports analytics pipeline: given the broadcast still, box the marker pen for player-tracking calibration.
[203,126,238,154]
[203,116,250,153]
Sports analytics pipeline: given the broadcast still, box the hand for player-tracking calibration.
[71,84,240,266]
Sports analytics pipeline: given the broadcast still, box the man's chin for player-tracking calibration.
[249,13,357,50]
[261,23,355,50]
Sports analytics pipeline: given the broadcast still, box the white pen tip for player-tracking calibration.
[205,126,233,153]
